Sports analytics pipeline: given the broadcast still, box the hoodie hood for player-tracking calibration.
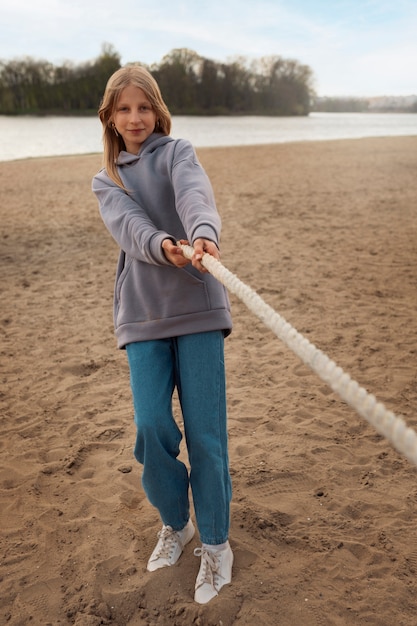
[116,133,175,166]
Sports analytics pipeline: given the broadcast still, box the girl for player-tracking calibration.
[92,65,233,604]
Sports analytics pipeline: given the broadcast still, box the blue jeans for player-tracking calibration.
[126,331,232,545]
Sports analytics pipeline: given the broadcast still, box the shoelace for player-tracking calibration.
[194,547,220,589]
[153,526,180,559]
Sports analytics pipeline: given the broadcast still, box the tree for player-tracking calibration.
[0,46,315,116]
[252,56,314,115]
[152,48,203,113]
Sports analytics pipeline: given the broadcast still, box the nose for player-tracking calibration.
[129,110,142,125]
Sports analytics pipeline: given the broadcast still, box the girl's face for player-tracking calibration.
[112,84,157,154]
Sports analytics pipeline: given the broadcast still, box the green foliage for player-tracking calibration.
[0,43,121,114]
[0,45,315,116]
[152,49,315,116]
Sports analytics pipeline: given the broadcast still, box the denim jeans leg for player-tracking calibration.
[126,340,190,531]
[175,331,232,545]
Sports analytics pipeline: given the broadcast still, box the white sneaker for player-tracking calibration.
[194,542,233,604]
[147,519,195,572]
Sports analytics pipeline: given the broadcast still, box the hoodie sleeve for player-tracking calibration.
[170,140,221,245]
[92,170,175,266]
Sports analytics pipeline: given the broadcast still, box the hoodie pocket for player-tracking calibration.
[115,259,211,327]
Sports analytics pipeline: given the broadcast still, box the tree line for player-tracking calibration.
[313,96,417,113]
[0,44,315,116]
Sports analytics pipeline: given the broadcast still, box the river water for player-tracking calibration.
[1,112,416,161]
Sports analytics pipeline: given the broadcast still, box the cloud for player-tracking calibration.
[1,0,416,96]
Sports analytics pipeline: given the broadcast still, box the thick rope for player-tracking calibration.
[181,244,417,466]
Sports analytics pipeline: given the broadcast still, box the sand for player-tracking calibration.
[1,136,417,626]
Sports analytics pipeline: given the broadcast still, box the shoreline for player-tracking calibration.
[1,135,417,625]
[1,110,417,162]
[1,129,417,164]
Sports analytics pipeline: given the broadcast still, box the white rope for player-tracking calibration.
[181,244,417,466]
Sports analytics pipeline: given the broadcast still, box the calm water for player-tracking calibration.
[1,112,416,161]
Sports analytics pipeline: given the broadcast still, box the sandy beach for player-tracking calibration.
[1,136,417,626]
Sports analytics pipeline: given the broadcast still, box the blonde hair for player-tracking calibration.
[98,65,171,188]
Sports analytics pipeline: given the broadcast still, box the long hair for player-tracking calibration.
[98,65,171,188]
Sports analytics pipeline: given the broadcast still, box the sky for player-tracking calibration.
[1,0,416,98]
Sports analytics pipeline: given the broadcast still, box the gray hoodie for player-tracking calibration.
[92,133,232,348]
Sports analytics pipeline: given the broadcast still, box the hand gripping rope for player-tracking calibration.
[180,244,417,467]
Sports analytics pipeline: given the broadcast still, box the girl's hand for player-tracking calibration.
[162,238,190,268]
[192,238,220,273]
